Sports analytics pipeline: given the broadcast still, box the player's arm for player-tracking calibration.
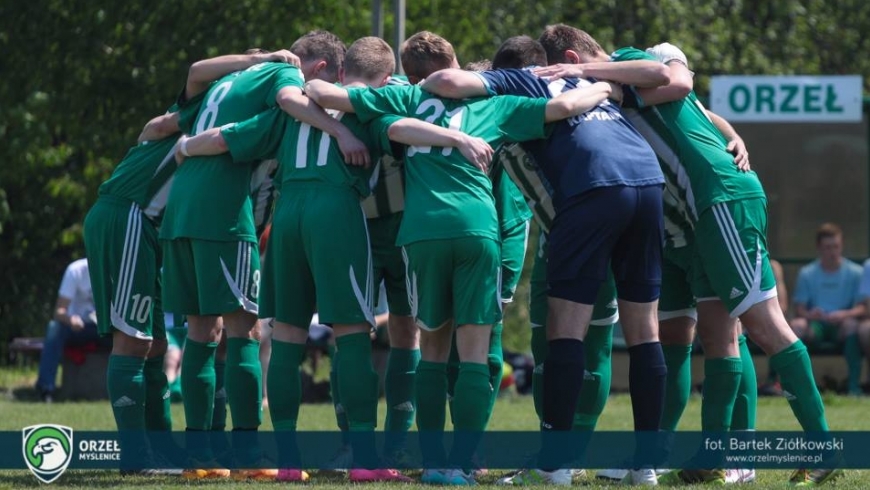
[634,60,694,106]
[534,60,669,88]
[186,49,300,100]
[302,80,356,113]
[420,69,490,99]
[175,128,228,162]
[707,110,750,171]
[137,112,181,143]
[176,108,284,164]
[277,84,369,166]
[386,118,494,171]
[544,82,615,122]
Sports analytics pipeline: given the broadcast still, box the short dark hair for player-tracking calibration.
[492,35,547,69]
[816,222,843,244]
[401,31,456,80]
[245,48,269,55]
[345,37,395,81]
[291,30,347,81]
[538,24,604,64]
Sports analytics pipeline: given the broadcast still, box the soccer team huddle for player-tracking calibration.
[84,22,842,487]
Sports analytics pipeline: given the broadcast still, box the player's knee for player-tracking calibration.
[111,330,152,357]
[388,315,419,349]
[149,338,168,357]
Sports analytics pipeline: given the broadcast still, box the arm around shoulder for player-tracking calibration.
[421,69,489,99]
[545,82,612,122]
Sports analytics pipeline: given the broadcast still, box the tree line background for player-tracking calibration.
[2,0,869,361]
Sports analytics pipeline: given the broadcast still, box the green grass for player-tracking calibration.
[2,367,870,488]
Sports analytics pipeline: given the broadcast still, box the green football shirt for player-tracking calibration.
[160,62,301,242]
[347,84,548,245]
[97,94,204,226]
[219,106,397,199]
[611,47,767,235]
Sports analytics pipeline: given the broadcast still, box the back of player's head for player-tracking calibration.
[245,48,270,55]
[345,37,396,83]
[291,30,347,82]
[401,31,457,82]
[492,35,547,69]
[463,59,492,72]
[538,24,603,64]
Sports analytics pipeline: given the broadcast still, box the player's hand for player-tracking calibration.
[532,63,585,81]
[174,135,189,165]
[608,82,624,104]
[458,135,494,172]
[337,130,370,167]
[69,315,85,332]
[265,49,301,67]
[727,138,750,172]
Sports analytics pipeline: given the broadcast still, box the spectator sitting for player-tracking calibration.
[790,223,868,395]
[35,258,104,402]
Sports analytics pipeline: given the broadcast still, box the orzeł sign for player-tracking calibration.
[709,75,863,122]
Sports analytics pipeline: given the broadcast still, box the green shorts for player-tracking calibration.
[84,197,165,341]
[403,237,501,330]
[368,212,411,316]
[260,188,375,327]
[162,237,260,316]
[659,242,697,321]
[691,198,777,317]
[500,219,531,303]
[528,232,618,328]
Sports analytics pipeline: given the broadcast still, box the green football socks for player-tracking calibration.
[661,343,693,431]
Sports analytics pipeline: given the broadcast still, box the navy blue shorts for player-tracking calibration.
[547,185,663,304]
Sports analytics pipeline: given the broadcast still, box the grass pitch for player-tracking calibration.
[2,367,869,489]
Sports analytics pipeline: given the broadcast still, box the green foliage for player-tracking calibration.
[1,0,869,358]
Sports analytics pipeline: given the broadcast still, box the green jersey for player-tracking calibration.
[612,47,766,248]
[160,62,301,242]
[491,164,532,235]
[97,96,204,226]
[348,84,548,245]
[220,106,397,199]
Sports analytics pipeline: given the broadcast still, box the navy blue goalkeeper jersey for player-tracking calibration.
[476,68,663,209]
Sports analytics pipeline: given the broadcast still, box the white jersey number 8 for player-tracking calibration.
[195,81,234,135]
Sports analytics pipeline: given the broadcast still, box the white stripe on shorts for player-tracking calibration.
[711,203,752,291]
[348,204,376,327]
[116,203,142,325]
[220,243,258,314]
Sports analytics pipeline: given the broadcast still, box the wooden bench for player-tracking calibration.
[608,328,854,393]
[9,337,45,367]
[9,336,110,400]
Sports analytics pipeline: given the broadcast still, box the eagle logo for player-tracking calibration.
[22,425,73,483]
